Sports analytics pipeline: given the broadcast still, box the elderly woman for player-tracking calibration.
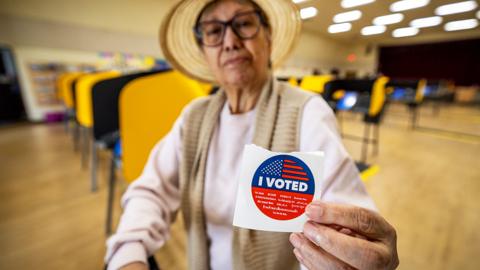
[105,0,399,270]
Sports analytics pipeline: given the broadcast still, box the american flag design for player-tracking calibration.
[260,158,310,181]
[251,155,315,220]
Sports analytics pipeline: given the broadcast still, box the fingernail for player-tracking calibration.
[305,204,323,217]
[289,233,301,248]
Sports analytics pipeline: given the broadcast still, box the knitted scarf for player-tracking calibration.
[179,79,313,270]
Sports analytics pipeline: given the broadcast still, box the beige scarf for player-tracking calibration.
[179,79,313,270]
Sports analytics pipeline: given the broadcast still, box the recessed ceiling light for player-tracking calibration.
[293,0,309,3]
[361,25,387,36]
[435,1,478,16]
[390,0,430,12]
[300,7,318,19]
[333,10,362,23]
[341,0,375,8]
[444,19,479,31]
[477,10,480,19]
[410,16,443,28]
[373,13,404,25]
[328,23,352,33]
[392,27,419,37]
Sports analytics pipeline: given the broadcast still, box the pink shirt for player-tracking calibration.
[105,95,376,270]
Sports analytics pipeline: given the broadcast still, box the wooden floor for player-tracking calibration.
[0,102,479,270]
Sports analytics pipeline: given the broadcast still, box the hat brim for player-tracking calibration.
[160,0,302,83]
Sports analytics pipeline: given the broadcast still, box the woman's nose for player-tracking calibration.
[222,26,243,51]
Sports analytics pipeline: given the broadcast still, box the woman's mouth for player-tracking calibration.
[223,57,250,67]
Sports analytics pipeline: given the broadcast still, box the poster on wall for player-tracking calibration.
[27,62,95,107]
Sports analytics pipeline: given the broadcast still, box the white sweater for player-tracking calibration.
[106,95,376,270]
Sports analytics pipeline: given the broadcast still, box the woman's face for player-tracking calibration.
[199,0,271,87]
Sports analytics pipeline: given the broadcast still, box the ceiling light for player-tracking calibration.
[477,10,480,19]
[300,7,318,19]
[293,0,309,3]
[373,13,404,25]
[435,1,478,16]
[361,25,387,35]
[390,0,430,12]
[333,10,362,23]
[444,19,478,31]
[341,0,375,8]
[392,27,419,37]
[328,23,352,33]
[410,16,443,28]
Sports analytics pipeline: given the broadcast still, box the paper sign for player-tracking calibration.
[233,144,324,232]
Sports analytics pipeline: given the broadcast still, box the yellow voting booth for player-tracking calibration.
[76,71,121,129]
[105,70,206,234]
[196,81,214,95]
[369,76,389,117]
[58,72,83,110]
[119,71,206,182]
[288,77,298,87]
[299,75,333,94]
[57,72,85,150]
[75,71,121,190]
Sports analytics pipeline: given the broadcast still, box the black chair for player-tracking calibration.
[385,79,426,128]
[91,69,170,235]
[70,74,98,161]
[421,80,455,116]
[324,79,375,113]
[323,78,388,164]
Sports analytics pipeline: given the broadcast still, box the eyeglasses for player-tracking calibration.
[194,10,268,47]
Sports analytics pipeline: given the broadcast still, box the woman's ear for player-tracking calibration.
[265,28,272,53]
[266,28,272,44]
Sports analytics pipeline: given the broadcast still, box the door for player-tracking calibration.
[0,46,26,123]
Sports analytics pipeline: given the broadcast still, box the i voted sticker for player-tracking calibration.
[233,144,323,232]
[251,155,315,220]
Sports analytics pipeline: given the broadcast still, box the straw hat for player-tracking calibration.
[160,0,302,83]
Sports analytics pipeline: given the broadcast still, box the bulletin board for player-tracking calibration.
[27,62,95,107]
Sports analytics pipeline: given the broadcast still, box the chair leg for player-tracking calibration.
[410,107,418,129]
[73,122,80,152]
[81,127,86,169]
[81,127,92,169]
[373,124,379,156]
[361,124,370,163]
[106,155,117,235]
[64,109,70,133]
[91,142,98,192]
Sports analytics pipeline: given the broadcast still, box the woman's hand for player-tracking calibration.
[290,201,399,270]
[119,262,148,270]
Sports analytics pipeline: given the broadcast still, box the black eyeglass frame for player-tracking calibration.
[193,10,269,47]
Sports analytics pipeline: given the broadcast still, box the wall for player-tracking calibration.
[0,14,162,57]
[0,0,378,120]
[0,0,172,37]
[278,30,378,78]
